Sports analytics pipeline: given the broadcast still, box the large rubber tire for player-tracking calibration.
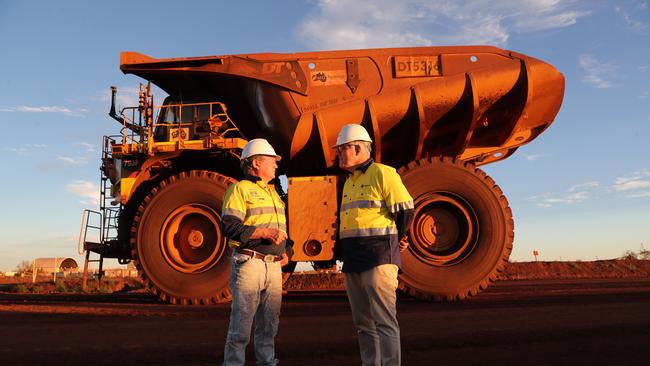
[131,170,236,305]
[398,157,514,301]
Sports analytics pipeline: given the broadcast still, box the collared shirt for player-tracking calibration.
[338,159,414,273]
[221,174,289,257]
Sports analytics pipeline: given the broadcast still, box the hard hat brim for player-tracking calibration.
[332,140,370,148]
[241,154,281,161]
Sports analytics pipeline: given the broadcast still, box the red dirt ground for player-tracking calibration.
[2,259,648,294]
[284,259,650,290]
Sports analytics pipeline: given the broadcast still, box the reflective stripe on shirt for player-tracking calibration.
[339,226,398,239]
[339,162,413,238]
[340,200,387,211]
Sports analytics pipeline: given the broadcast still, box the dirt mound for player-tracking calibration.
[498,259,650,280]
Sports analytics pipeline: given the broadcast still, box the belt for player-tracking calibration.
[238,249,282,263]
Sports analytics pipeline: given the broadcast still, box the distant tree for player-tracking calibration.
[15,260,32,274]
[639,244,650,260]
[621,250,638,261]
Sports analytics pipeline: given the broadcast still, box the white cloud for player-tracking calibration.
[98,84,168,111]
[522,153,543,161]
[99,86,139,111]
[66,180,100,206]
[297,0,590,49]
[55,143,99,167]
[579,54,619,89]
[612,176,650,192]
[616,5,649,33]
[529,179,599,207]
[610,169,650,199]
[3,144,48,154]
[58,156,88,165]
[532,190,590,207]
[569,181,599,192]
[625,191,650,198]
[77,142,98,153]
[0,105,87,116]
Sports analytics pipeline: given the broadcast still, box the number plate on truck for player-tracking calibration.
[393,56,441,78]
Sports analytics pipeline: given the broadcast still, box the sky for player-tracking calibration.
[0,0,649,272]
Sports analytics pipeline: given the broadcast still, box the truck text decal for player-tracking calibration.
[393,56,441,78]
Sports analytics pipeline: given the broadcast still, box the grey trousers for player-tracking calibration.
[344,264,401,366]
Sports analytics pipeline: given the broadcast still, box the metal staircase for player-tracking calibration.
[77,136,123,290]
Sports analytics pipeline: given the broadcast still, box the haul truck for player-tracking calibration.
[78,46,564,304]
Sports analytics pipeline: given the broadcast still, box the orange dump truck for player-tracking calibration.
[78,46,564,304]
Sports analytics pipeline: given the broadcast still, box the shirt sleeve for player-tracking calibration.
[221,183,257,245]
[379,167,415,239]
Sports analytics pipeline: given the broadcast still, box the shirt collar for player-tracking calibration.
[243,174,263,183]
[355,158,374,173]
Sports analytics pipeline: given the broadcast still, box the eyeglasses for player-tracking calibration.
[336,144,358,153]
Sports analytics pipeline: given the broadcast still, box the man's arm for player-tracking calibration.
[221,216,287,246]
[221,215,257,244]
[379,167,415,244]
[394,209,414,241]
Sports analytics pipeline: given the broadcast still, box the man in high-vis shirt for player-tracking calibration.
[221,138,290,366]
[335,124,414,366]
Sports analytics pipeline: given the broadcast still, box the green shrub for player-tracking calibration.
[14,284,29,293]
[55,280,69,293]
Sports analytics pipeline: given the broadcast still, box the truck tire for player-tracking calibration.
[131,170,235,304]
[398,157,513,301]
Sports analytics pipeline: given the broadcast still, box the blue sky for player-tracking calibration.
[0,0,649,272]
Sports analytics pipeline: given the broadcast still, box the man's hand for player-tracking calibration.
[399,236,410,252]
[251,227,288,245]
[264,228,288,245]
[279,253,289,267]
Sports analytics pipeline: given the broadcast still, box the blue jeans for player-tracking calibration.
[223,252,283,366]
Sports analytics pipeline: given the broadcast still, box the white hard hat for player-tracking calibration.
[241,138,281,161]
[334,124,373,147]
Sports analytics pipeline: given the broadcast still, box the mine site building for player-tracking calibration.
[32,258,79,274]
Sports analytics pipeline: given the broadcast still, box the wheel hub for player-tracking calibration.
[410,193,478,266]
[160,204,225,274]
[187,230,204,248]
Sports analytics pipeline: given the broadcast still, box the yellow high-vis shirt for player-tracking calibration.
[339,162,413,239]
[222,177,287,254]
[338,160,414,273]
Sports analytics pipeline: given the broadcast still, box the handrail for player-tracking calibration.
[77,209,102,255]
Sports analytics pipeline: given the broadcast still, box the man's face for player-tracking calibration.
[336,143,362,170]
[253,155,278,181]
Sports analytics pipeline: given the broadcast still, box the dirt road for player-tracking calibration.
[1,278,649,366]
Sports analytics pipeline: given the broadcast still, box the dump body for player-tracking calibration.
[121,46,564,175]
